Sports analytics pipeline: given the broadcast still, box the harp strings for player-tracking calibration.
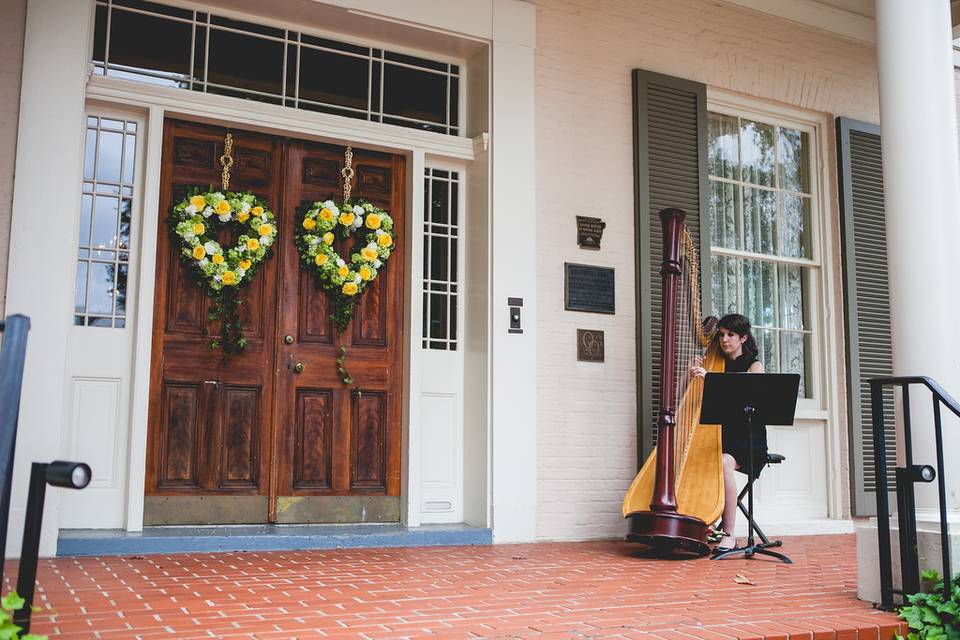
[673,228,706,478]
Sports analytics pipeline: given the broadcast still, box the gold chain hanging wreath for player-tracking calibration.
[169,131,279,357]
[295,145,396,384]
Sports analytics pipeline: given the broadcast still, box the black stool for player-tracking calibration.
[735,452,784,545]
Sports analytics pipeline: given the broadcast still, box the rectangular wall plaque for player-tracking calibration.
[576,216,606,249]
[564,263,615,314]
[577,329,605,362]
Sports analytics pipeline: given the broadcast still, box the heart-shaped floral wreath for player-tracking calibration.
[171,189,278,354]
[295,198,395,383]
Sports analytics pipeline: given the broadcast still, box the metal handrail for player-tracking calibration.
[869,376,955,609]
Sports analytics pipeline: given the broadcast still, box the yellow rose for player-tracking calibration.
[239,259,252,270]
[320,208,335,222]
[191,245,206,260]
[212,253,225,265]
[251,206,264,216]
[322,232,334,245]
[360,247,378,261]
[377,234,393,248]
[215,200,231,215]
[192,222,205,235]
[303,218,317,231]
[342,282,359,296]
[237,212,250,223]
[189,195,206,210]
[359,265,374,281]
[222,271,236,285]
[365,213,381,229]
[258,223,274,236]
[339,212,355,226]
[337,265,350,278]
[246,238,260,251]
[314,253,328,266]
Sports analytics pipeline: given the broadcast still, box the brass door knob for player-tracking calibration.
[284,334,294,345]
[293,362,305,374]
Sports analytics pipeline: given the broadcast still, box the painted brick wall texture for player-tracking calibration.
[0,0,26,316]
[533,0,883,541]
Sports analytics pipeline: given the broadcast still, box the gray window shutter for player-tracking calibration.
[836,117,896,516]
[632,70,710,462]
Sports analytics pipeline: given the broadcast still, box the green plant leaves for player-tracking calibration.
[897,571,960,640]
[0,591,47,640]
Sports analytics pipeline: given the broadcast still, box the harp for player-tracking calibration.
[622,208,725,556]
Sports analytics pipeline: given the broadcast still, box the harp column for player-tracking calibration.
[860,0,960,595]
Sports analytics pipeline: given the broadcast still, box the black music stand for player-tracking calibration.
[700,372,799,564]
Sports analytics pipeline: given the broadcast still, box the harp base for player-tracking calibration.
[625,511,710,557]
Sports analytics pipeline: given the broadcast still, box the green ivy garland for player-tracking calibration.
[170,189,278,355]
[294,198,395,384]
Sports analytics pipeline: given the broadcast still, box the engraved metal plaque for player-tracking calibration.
[576,216,606,249]
[577,329,605,362]
[564,263,615,314]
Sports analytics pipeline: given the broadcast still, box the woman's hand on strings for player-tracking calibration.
[689,356,706,379]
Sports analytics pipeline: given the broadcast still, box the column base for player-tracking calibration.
[856,511,960,603]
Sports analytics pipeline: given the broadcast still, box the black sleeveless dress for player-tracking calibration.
[721,354,768,478]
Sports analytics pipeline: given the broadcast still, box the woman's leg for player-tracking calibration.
[719,453,739,547]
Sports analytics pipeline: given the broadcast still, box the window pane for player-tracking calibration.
[430,235,448,282]
[711,254,738,317]
[96,131,123,183]
[740,119,775,187]
[754,328,778,374]
[430,179,448,225]
[75,262,88,313]
[450,177,459,226]
[79,195,93,246]
[780,193,811,258]
[708,112,739,180]
[780,331,809,397]
[122,132,137,184]
[86,262,115,315]
[93,5,107,63]
[119,199,132,249]
[208,30,284,96]
[84,128,97,180]
[743,187,776,255]
[298,48,369,110]
[778,264,805,330]
[429,292,447,339]
[742,258,775,327]
[709,180,739,250]
[108,9,191,79]
[382,65,446,125]
[116,264,129,317]
[778,127,810,193]
[92,196,119,249]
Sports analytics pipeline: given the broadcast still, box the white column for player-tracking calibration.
[876,0,960,513]
[858,0,960,599]
[6,0,93,556]
[488,0,537,542]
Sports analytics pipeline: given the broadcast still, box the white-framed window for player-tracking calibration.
[74,114,140,328]
[422,167,460,350]
[706,107,822,399]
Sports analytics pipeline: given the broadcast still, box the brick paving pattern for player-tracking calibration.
[9,534,903,639]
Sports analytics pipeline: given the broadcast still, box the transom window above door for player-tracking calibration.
[92,0,462,135]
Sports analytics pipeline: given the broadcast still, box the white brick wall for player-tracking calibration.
[0,0,26,316]
[533,0,882,541]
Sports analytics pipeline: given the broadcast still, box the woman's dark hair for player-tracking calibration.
[718,313,759,362]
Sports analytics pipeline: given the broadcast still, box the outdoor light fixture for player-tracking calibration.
[14,460,91,633]
[907,464,936,483]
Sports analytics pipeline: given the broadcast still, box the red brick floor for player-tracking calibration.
[7,534,903,639]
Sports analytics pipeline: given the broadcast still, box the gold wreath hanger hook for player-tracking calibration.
[220,132,234,191]
[341,145,354,202]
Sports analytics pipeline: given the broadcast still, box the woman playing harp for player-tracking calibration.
[621,208,725,556]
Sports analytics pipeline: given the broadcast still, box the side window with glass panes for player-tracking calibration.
[708,111,816,397]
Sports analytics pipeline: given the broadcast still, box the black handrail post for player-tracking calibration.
[871,378,894,609]
[12,463,46,633]
[895,465,920,596]
[0,315,30,588]
[932,398,951,603]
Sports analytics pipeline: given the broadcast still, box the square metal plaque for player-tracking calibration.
[577,329,605,363]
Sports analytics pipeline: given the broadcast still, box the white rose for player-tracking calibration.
[260,235,272,246]
[199,258,209,266]
[242,202,251,213]
[213,274,222,282]
[185,204,198,215]
[202,207,213,218]
[354,274,362,284]
[374,259,382,268]
[353,205,363,215]
[218,214,231,222]
[323,200,335,209]
[204,241,218,255]
[367,242,378,250]
[213,192,224,199]
[353,217,362,227]
[337,258,345,267]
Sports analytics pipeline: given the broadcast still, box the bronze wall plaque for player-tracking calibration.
[577,329,605,362]
[576,216,606,249]
[564,263,615,314]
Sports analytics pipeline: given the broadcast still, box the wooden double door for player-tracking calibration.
[145,120,404,525]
